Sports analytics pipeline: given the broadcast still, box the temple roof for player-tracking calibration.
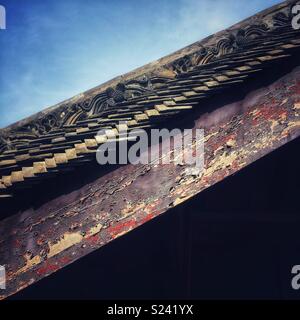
[1,0,300,299]
[0,0,300,198]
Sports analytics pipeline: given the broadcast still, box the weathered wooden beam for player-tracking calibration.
[0,66,299,299]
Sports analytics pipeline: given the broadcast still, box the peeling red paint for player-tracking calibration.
[108,219,138,238]
[85,234,101,246]
[0,67,299,299]
[139,212,156,225]
[37,264,60,276]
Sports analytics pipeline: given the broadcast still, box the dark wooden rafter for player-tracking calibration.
[0,61,299,299]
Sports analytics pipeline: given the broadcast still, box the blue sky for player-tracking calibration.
[0,0,282,128]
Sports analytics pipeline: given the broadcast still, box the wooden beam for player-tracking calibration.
[0,66,299,300]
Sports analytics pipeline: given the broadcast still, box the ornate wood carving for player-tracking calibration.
[0,3,296,154]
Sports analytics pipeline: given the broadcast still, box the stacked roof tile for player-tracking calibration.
[0,1,299,197]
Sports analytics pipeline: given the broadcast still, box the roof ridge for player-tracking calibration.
[0,0,294,132]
